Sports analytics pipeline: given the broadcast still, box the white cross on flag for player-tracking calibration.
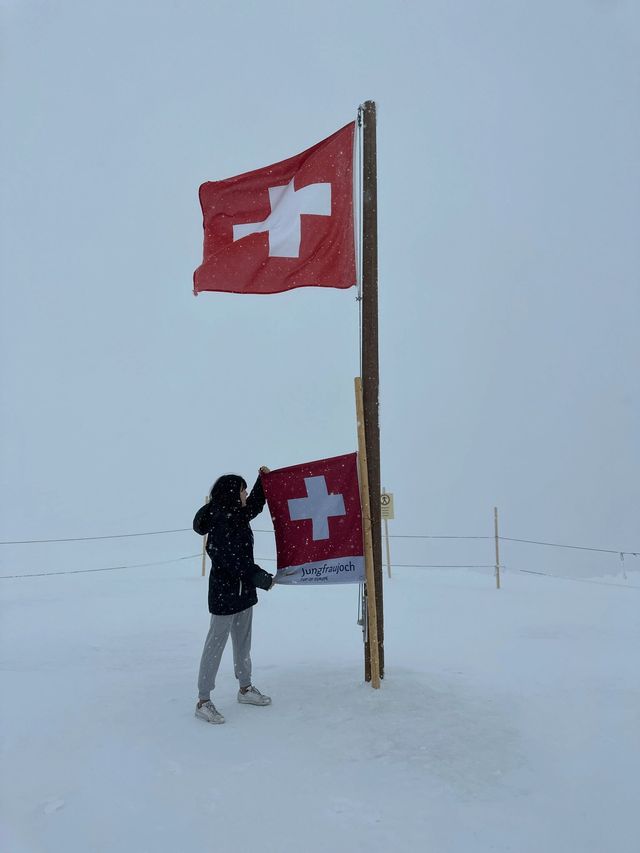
[261,453,364,585]
[193,123,356,295]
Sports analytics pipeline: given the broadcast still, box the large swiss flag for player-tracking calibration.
[261,453,364,585]
[193,123,356,295]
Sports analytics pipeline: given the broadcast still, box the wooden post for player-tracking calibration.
[355,377,381,689]
[620,552,627,580]
[201,495,209,577]
[361,99,384,680]
[382,488,392,579]
[494,506,501,589]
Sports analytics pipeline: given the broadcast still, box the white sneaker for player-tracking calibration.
[237,686,271,706]
[195,700,225,724]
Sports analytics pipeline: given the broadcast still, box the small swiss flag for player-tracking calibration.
[193,123,356,295]
[261,453,364,585]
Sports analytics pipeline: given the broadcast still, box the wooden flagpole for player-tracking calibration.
[361,100,384,680]
[355,377,381,688]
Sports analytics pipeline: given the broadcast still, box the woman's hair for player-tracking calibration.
[209,474,247,511]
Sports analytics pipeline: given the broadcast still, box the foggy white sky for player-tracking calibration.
[1,0,639,579]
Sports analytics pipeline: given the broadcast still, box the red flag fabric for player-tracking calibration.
[261,453,364,585]
[193,123,356,295]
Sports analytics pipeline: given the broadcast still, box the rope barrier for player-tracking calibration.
[0,553,202,580]
[0,554,282,579]
[500,536,639,557]
[514,567,640,590]
[2,526,637,556]
[0,528,192,545]
[2,554,638,585]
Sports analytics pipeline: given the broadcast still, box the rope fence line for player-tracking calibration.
[500,536,638,557]
[0,553,203,579]
[2,557,639,590]
[515,568,640,590]
[0,558,501,579]
[0,528,490,545]
[1,527,638,557]
[0,528,192,545]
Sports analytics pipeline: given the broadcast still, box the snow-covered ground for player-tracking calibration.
[1,562,638,853]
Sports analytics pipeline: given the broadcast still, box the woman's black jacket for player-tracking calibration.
[193,476,273,615]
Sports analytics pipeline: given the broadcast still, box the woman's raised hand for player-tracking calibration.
[259,466,271,474]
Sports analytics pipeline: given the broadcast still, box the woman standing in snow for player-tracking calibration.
[193,466,274,724]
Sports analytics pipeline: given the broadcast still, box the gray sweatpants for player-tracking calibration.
[197,606,253,700]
